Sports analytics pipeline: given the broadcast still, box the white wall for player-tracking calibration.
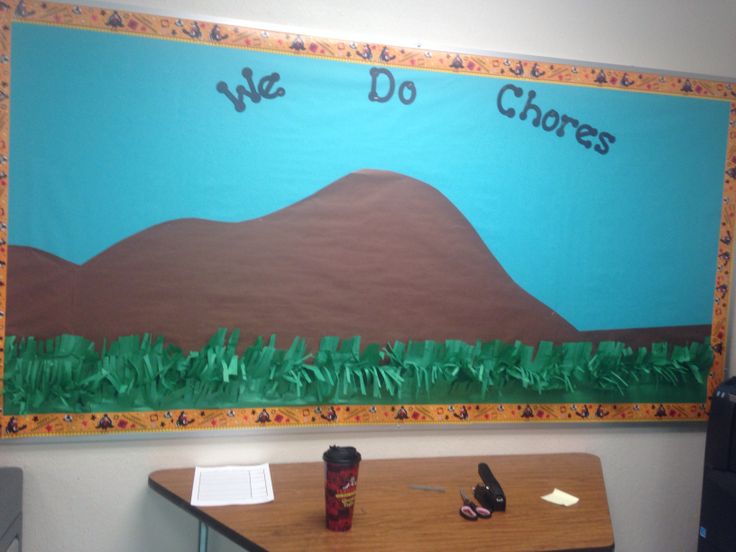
[3,1,736,551]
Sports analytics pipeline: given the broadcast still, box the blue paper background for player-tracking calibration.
[8,23,731,331]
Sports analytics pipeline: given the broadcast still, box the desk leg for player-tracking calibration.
[198,521,209,552]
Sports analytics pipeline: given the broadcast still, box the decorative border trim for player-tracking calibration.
[7,2,736,99]
[0,401,708,438]
[1,0,734,437]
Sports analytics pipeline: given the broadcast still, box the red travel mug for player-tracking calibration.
[323,445,362,531]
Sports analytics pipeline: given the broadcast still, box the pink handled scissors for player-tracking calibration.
[459,489,492,521]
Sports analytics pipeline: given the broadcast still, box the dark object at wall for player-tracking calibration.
[698,377,736,552]
[0,467,22,552]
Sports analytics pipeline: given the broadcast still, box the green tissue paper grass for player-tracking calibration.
[2,329,712,414]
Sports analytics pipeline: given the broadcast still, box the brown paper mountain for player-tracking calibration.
[7,169,709,350]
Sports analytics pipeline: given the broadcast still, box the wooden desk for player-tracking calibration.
[149,453,614,552]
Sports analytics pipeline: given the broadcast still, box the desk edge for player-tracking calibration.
[148,472,269,552]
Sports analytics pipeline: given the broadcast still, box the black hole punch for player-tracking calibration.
[473,463,507,512]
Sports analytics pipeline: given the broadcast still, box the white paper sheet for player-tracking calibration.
[541,488,579,507]
[190,464,274,506]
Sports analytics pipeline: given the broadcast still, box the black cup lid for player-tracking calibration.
[323,445,361,465]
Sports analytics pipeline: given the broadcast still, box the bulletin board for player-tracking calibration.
[1,0,735,438]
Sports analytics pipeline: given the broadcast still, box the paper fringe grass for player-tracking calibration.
[3,329,712,414]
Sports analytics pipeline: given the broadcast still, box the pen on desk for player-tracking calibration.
[408,484,446,493]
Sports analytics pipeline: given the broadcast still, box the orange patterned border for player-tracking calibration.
[0,401,710,439]
[0,0,734,438]
[4,1,736,98]
[0,3,11,436]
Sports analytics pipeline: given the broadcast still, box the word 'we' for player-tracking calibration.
[216,67,285,112]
